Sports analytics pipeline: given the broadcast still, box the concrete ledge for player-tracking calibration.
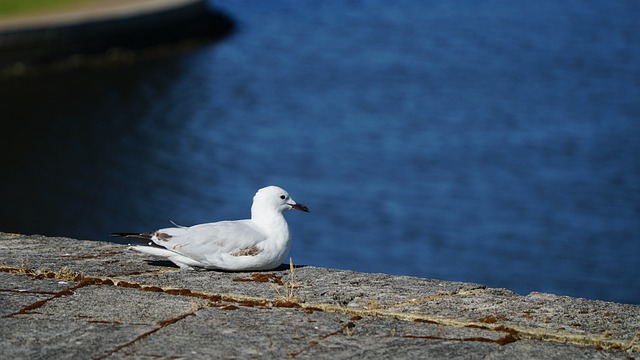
[0,0,233,70]
[1,233,638,358]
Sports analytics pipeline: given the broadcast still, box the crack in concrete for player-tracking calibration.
[94,311,197,359]
[5,281,89,316]
[1,266,638,353]
[378,286,487,310]
[289,318,360,358]
[402,332,518,345]
[368,311,638,353]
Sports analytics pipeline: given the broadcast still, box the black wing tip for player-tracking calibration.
[111,232,132,237]
[110,232,153,241]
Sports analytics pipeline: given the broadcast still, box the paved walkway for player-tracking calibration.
[0,0,203,31]
[1,233,638,358]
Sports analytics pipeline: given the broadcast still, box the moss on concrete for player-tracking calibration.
[0,0,94,17]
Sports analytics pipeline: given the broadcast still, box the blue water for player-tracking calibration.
[1,0,639,304]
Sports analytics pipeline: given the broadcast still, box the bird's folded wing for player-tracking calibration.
[153,220,268,262]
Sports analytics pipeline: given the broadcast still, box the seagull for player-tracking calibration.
[111,186,309,270]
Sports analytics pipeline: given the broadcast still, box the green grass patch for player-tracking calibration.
[0,0,94,17]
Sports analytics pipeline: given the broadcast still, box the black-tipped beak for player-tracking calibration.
[291,203,310,212]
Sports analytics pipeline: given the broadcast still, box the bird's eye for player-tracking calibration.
[280,195,286,200]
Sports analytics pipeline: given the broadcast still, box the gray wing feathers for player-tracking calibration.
[153,220,267,262]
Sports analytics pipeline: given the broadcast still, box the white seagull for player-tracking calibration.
[111,186,309,270]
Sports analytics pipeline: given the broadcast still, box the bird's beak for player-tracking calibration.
[290,202,310,212]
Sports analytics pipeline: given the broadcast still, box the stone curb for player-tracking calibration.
[1,233,638,358]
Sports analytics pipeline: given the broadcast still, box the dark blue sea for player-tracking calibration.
[1,0,639,304]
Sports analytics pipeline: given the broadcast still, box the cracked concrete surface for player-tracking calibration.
[1,234,638,359]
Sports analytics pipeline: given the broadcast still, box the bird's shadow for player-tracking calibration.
[144,260,307,272]
[145,260,180,268]
[272,263,307,271]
